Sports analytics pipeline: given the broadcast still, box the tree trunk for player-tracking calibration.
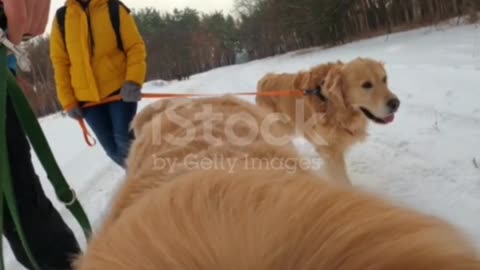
[380,0,392,33]
[403,1,411,23]
[361,0,371,32]
[412,0,422,22]
[452,0,459,15]
[427,0,436,23]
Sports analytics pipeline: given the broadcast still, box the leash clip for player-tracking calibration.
[304,88,321,96]
[304,87,327,102]
[60,188,77,207]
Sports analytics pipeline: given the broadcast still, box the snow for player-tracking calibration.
[5,22,480,268]
[143,79,170,88]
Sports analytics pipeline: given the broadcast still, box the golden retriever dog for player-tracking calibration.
[73,96,480,270]
[256,58,400,185]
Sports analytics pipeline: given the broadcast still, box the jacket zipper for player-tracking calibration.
[82,5,95,57]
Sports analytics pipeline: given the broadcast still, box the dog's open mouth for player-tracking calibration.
[360,107,395,124]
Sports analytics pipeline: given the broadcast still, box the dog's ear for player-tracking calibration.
[323,67,347,109]
[294,72,314,90]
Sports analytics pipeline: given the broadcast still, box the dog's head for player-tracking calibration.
[321,58,400,124]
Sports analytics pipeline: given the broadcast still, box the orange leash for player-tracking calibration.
[78,118,97,147]
[77,90,305,147]
[81,90,303,109]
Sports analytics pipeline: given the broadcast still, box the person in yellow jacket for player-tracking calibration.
[50,0,146,168]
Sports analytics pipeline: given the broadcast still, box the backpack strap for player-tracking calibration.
[108,0,130,52]
[55,6,67,45]
[56,1,127,52]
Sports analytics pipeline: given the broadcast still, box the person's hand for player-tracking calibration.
[120,81,142,102]
[66,107,82,120]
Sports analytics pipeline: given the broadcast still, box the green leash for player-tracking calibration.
[0,46,40,270]
[0,46,92,269]
[0,46,7,270]
[0,45,5,270]
[6,56,92,239]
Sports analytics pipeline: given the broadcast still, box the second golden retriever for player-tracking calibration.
[73,96,480,270]
[256,58,401,185]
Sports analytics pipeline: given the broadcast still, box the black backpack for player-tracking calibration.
[55,0,130,52]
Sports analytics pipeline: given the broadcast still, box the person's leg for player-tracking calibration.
[108,101,138,168]
[82,104,123,167]
[3,93,80,270]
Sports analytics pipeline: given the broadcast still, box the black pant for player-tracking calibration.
[3,93,81,269]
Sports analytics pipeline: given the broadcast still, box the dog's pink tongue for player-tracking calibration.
[383,114,395,123]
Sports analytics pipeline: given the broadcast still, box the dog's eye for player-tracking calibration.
[362,81,373,89]
[382,76,387,83]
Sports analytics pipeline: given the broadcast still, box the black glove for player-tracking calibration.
[120,81,142,102]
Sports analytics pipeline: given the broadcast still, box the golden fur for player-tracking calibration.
[74,96,479,270]
[256,58,400,185]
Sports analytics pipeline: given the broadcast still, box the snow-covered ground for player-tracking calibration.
[6,22,480,268]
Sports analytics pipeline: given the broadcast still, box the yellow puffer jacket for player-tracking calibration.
[50,0,146,110]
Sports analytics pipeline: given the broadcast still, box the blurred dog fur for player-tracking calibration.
[74,96,479,270]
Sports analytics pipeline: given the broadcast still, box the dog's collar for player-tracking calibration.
[304,88,356,136]
[304,87,327,102]
[304,88,355,136]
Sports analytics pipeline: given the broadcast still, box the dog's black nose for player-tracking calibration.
[387,98,400,113]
